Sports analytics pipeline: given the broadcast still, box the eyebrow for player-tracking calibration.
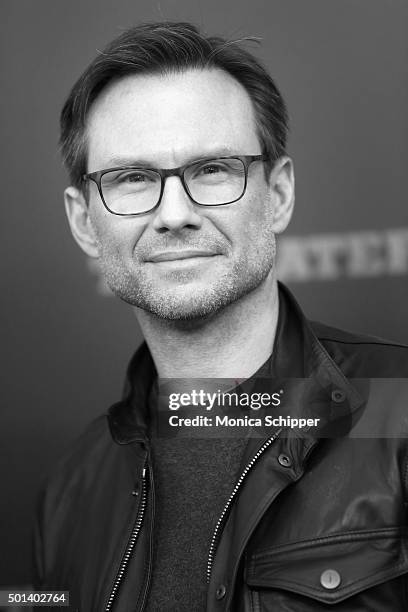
[103,147,237,168]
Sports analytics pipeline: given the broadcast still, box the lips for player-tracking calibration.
[147,250,218,262]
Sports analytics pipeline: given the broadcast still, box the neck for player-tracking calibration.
[134,273,280,379]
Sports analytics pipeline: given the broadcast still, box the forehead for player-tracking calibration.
[86,68,260,170]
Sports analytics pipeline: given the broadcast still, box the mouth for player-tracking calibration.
[146,250,219,263]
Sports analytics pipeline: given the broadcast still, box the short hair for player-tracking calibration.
[60,21,289,189]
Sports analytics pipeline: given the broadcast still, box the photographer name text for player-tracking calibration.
[168,415,320,429]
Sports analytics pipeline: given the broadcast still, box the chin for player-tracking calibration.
[106,260,275,321]
[132,293,228,321]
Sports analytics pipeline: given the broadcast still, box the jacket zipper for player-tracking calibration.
[136,459,156,612]
[105,464,148,612]
[206,429,282,583]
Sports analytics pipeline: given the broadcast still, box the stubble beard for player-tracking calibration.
[97,230,277,321]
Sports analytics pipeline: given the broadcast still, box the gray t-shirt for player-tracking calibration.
[144,378,255,612]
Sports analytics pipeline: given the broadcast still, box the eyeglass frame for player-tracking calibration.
[81,154,270,216]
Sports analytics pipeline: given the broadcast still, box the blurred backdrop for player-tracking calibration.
[1,0,407,587]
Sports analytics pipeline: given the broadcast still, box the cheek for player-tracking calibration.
[228,190,274,248]
[90,209,145,257]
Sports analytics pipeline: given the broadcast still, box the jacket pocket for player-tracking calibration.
[245,527,408,609]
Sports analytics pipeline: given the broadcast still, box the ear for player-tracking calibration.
[64,186,100,258]
[268,156,295,234]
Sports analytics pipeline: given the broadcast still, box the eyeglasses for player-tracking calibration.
[82,154,269,216]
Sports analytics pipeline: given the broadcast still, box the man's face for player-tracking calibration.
[79,68,292,320]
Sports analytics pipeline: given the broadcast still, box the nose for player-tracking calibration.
[151,176,203,232]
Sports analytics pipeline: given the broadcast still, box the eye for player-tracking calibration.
[202,164,221,174]
[190,161,231,182]
[101,169,160,196]
[187,159,244,184]
[117,171,155,184]
[198,162,226,175]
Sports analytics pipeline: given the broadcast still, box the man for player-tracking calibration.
[34,22,408,611]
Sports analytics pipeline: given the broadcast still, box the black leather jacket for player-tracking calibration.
[33,284,408,611]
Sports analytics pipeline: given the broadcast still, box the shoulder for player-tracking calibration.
[49,415,113,475]
[38,415,122,511]
[310,320,408,377]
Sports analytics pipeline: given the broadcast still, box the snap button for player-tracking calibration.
[320,569,341,590]
[331,389,346,403]
[215,584,226,600]
[278,453,292,468]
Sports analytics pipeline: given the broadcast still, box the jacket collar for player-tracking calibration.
[108,282,364,444]
[108,341,156,444]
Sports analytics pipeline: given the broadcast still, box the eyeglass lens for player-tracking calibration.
[100,158,247,214]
